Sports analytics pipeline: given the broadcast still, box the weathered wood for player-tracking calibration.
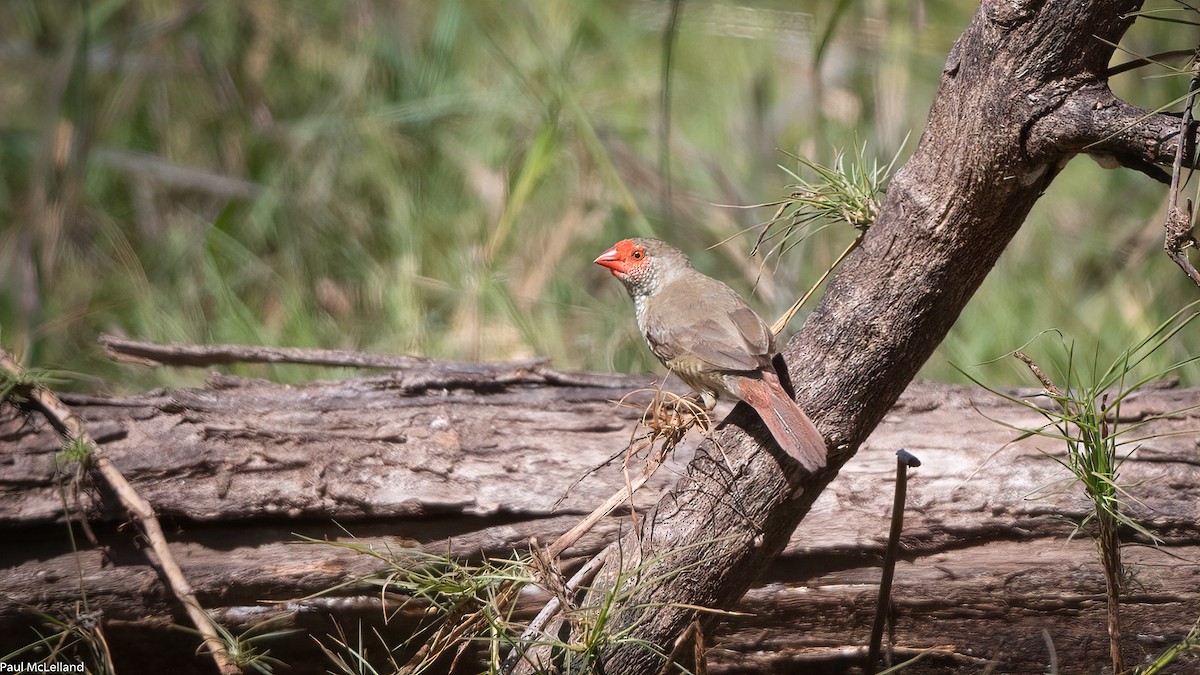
[0,351,242,674]
[2,370,1197,673]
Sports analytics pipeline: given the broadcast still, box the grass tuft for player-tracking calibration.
[961,299,1200,674]
[300,529,737,674]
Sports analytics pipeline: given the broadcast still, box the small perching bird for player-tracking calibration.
[594,238,827,472]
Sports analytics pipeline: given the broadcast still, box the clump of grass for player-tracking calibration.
[303,529,735,674]
[753,140,903,260]
[180,614,297,675]
[56,435,93,468]
[0,365,70,403]
[302,540,532,674]
[1011,349,1143,675]
[962,299,1200,674]
[741,140,902,334]
[780,143,896,229]
[0,601,115,674]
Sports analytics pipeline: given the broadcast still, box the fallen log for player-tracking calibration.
[1,361,1198,673]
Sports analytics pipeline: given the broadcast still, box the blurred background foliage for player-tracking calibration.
[0,0,1196,393]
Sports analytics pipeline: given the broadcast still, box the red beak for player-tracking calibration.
[594,245,625,274]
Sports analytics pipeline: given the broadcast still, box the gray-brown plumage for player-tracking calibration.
[595,238,827,471]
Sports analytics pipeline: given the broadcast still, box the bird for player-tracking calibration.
[594,238,827,472]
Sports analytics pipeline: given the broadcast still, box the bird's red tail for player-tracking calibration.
[733,374,827,472]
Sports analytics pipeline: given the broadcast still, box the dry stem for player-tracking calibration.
[1164,58,1200,287]
[770,235,863,336]
[0,351,242,675]
[100,333,546,370]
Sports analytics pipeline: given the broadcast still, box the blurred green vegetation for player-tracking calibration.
[0,0,1196,393]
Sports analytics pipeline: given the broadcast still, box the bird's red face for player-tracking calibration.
[593,239,650,280]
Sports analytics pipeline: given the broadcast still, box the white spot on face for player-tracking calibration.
[430,417,450,431]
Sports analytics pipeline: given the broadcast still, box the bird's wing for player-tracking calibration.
[643,276,774,373]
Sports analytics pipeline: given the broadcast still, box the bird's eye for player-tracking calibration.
[631,249,644,260]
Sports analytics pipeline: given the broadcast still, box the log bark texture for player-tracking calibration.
[576,2,1200,672]
[2,368,1198,673]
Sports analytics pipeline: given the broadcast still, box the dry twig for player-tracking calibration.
[770,235,863,336]
[100,333,545,371]
[0,351,242,675]
[1164,59,1200,287]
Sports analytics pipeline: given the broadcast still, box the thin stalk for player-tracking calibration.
[866,449,921,674]
[1099,509,1124,673]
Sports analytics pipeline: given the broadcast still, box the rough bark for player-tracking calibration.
[2,370,1199,673]
[581,2,1200,673]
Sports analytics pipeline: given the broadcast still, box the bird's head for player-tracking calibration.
[594,238,691,299]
